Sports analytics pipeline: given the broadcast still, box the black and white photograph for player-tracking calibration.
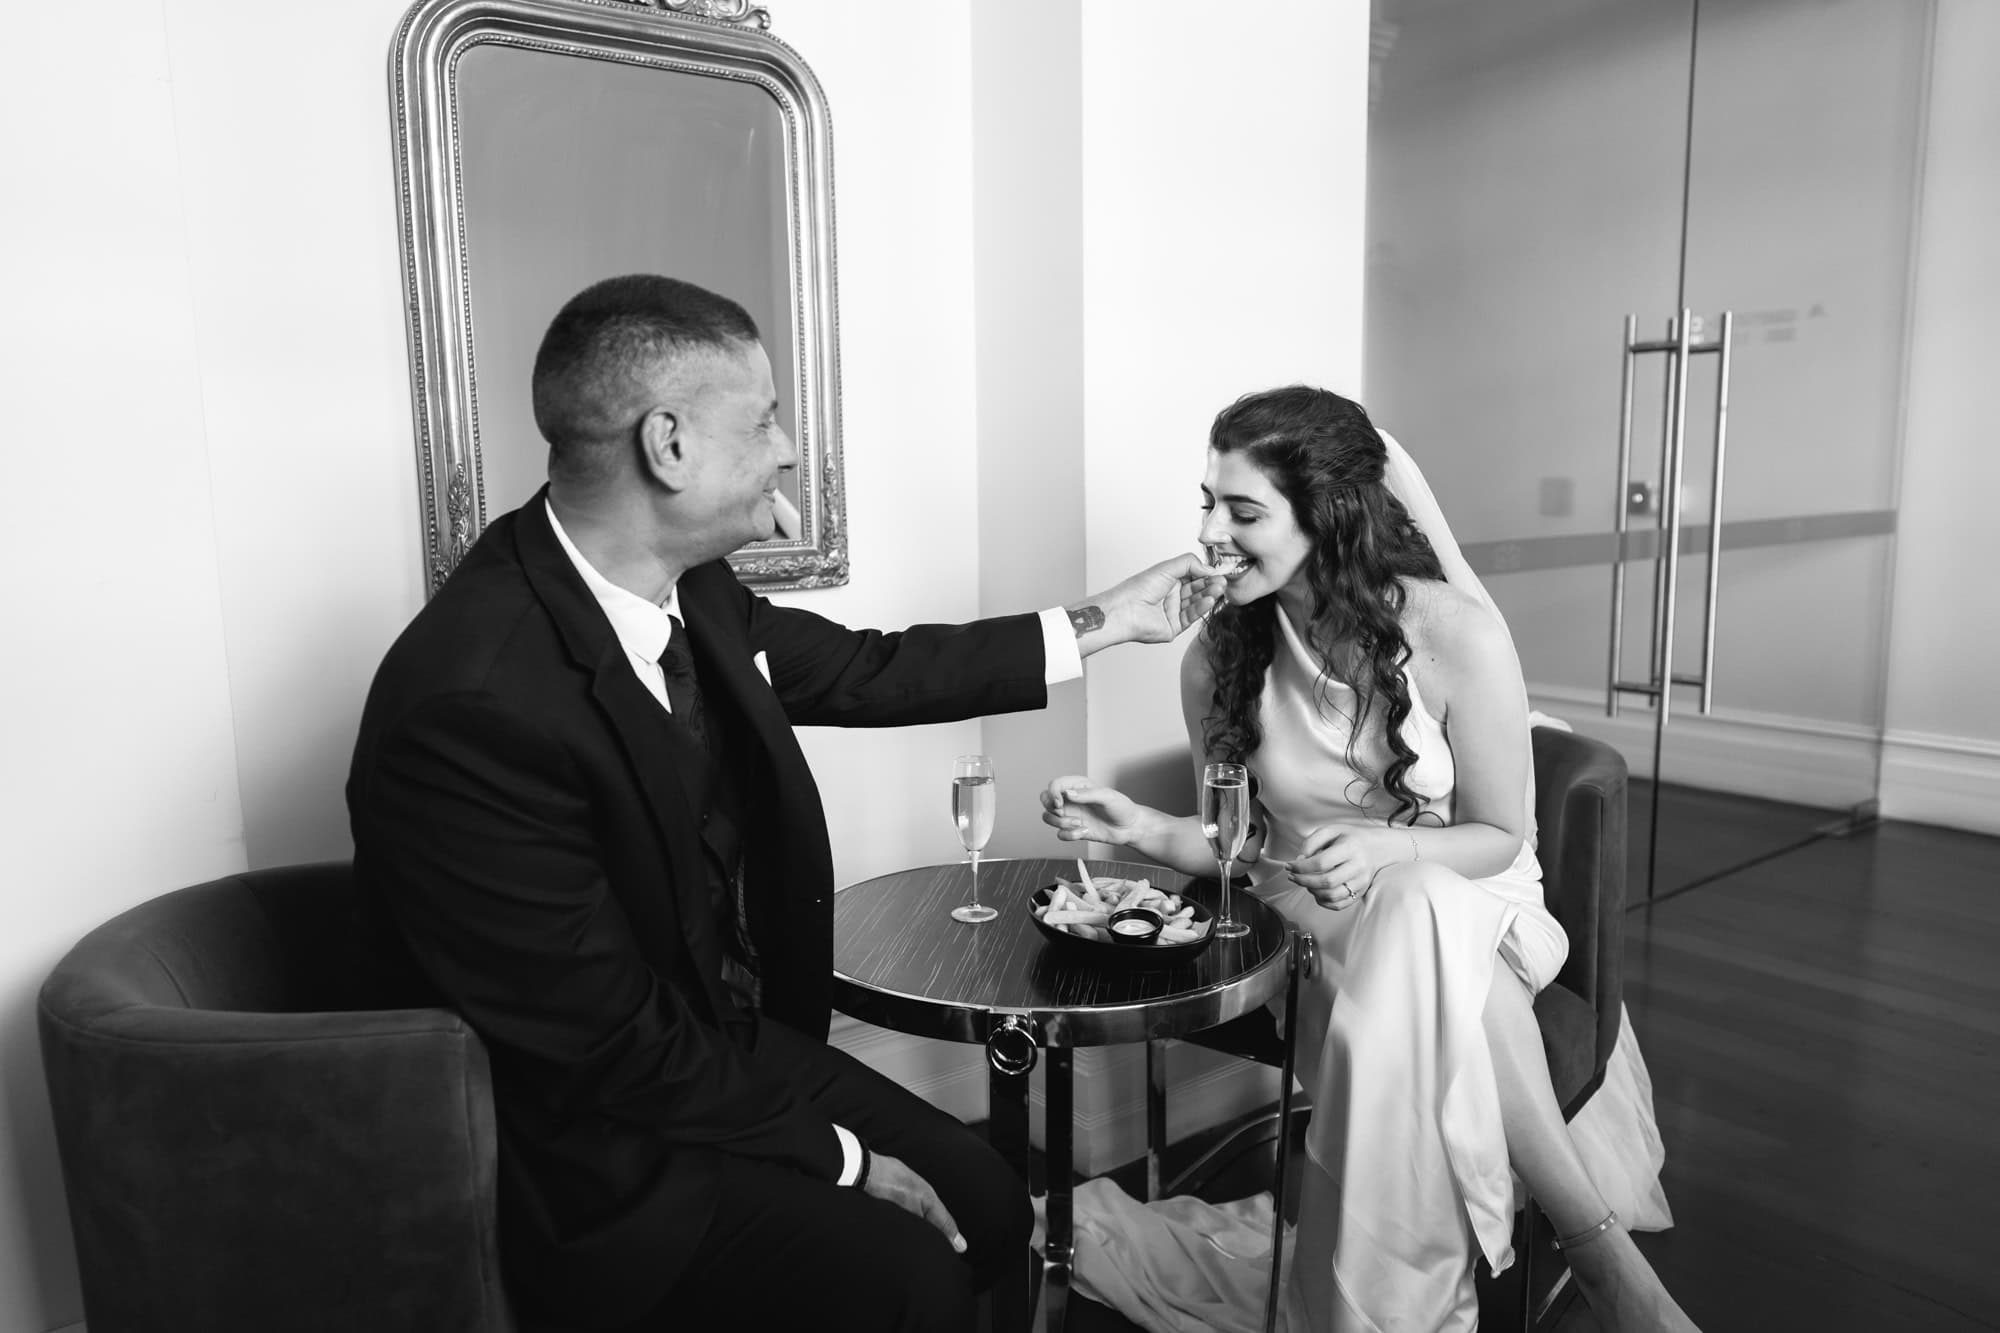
[4,1,1994,1331]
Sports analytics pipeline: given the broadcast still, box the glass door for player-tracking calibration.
[1366,0,1694,892]
[1649,0,1928,894]
[1365,0,1930,899]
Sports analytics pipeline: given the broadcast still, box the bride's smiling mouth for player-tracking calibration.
[1205,546,1255,579]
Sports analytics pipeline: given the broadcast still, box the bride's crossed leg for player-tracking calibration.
[1483,945,1698,1333]
[1286,859,1698,1333]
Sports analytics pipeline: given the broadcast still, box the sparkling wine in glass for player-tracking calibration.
[951,755,998,923]
[1201,762,1252,939]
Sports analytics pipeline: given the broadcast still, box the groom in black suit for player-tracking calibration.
[348,275,1218,1331]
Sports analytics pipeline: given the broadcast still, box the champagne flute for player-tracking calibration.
[950,754,998,923]
[1201,762,1252,939]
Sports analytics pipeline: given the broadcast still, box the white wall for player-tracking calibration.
[1080,0,1371,804]
[2,8,257,1325]
[761,0,992,883]
[1879,0,2000,833]
[1063,0,1372,1162]
[164,0,428,871]
[971,0,1090,859]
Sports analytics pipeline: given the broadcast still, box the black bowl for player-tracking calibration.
[1028,885,1216,968]
[1107,906,1165,946]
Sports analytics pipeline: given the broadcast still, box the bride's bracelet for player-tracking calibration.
[1552,1209,1618,1250]
[1406,829,1420,863]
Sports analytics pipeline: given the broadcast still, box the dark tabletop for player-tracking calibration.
[831,857,1291,1047]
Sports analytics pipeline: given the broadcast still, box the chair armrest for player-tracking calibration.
[37,999,511,1333]
[1531,728,1628,1115]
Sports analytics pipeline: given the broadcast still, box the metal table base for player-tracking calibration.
[832,858,1306,1333]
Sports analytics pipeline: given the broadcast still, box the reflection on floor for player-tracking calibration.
[1582,817,2000,1333]
[1050,815,2000,1333]
[1626,777,1847,904]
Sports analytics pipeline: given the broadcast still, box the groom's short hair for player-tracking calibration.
[532,275,761,483]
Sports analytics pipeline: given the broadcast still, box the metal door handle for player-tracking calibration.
[1656,309,1694,728]
[1607,309,1733,717]
[1607,315,1639,716]
[1694,311,1732,713]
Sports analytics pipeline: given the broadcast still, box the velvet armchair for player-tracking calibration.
[36,862,518,1333]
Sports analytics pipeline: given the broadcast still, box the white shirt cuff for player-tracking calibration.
[1039,607,1083,686]
[834,1123,863,1186]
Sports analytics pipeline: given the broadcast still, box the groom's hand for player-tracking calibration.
[862,1151,967,1254]
[1066,553,1223,657]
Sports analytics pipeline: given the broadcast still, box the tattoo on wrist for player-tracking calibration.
[1068,604,1105,636]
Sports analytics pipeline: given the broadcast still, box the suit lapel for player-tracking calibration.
[676,566,794,756]
[514,496,720,942]
[673,563,843,1035]
[514,507,834,1032]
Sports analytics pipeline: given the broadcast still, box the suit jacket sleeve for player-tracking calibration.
[735,582,1051,726]
[354,689,844,1181]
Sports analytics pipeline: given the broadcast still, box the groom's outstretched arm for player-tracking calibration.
[1066,553,1224,657]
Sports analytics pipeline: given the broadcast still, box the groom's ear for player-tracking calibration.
[639,407,692,491]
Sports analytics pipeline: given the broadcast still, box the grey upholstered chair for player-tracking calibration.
[36,862,523,1333]
[1485,724,1630,1330]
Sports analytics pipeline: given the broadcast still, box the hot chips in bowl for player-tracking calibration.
[1028,875,1214,963]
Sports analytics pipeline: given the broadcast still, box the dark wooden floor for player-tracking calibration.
[1625,776,1846,904]
[1053,809,2000,1332]
[1572,816,2000,1333]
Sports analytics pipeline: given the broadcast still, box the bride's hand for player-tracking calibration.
[1279,822,1403,911]
[1040,776,1146,846]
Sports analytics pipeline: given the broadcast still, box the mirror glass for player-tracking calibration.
[390,0,848,591]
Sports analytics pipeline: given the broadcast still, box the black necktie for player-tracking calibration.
[658,616,708,751]
[661,616,758,992]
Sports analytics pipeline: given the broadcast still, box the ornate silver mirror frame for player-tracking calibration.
[389,0,848,593]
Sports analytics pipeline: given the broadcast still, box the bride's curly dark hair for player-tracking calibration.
[1202,386,1446,826]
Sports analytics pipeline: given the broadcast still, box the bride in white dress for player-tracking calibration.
[1041,386,1697,1333]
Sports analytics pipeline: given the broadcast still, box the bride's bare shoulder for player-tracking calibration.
[1402,579,1514,683]
[1180,629,1219,692]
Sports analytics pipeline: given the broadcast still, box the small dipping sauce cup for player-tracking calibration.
[1107,907,1165,947]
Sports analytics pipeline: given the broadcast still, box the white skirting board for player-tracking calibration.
[1532,685,2000,837]
[828,1015,989,1123]
[829,1017,1284,1176]
[1530,684,1882,813]
[1878,729,2000,837]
